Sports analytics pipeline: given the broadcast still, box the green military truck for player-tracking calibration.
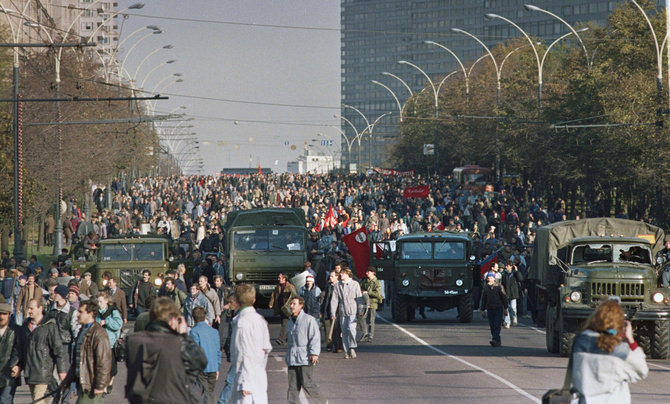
[223,208,308,306]
[89,236,171,296]
[371,231,475,323]
[530,218,670,358]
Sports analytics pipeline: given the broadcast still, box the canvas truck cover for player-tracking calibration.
[224,208,307,229]
[530,218,664,284]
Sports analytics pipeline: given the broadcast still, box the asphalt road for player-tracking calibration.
[14,306,670,403]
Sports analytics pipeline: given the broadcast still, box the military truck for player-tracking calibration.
[371,231,475,323]
[223,208,309,306]
[530,218,670,358]
[89,235,171,297]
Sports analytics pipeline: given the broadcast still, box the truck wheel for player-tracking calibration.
[457,293,473,323]
[559,330,575,357]
[652,320,670,359]
[545,305,559,354]
[392,292,409,323]
[635,322,651,356]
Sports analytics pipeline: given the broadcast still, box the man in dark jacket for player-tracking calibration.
[480,272,509,347]
[0,303,20,402]
[16,298,68,403]
[125,297,207,404]
[501,261,524,328]
[61,300,112,403]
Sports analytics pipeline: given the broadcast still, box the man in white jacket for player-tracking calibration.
[230,284,272,404]
[330,267,362,359]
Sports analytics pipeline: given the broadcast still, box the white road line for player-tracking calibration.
[267,368,288,373]
[378,315,541,403]
[273,355,283,362]
[516,322,547,334]
[649,362,670,371]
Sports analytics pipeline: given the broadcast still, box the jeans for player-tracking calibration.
[340,314,357,352]
[504,299,517,325]
[487,307,504,343]
[0,379,16,403]
[287,365,324,404]
[217,364,236,404]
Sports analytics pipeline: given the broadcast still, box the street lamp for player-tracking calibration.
[140,59,176,89]
[485,13,588,109]
[133,45,174,83]
[424,40,471,100]
[524,4,590,69]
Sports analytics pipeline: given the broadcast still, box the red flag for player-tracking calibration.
[258,163,262,174]
[402,185,429,198]
[324,204,337,229]
[342,227,370,279]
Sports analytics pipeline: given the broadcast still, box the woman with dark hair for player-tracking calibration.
[572,300,648,403]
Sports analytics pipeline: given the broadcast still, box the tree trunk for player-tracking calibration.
[0,225,7,255]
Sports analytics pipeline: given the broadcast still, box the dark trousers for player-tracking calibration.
[324,317,342,351]
[0,379,16,403]
[487,307,504,343]
[287,365,324,404]
[198,372,218,404]
[277,316,289,343]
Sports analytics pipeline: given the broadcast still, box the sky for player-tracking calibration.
[116,0,341,174]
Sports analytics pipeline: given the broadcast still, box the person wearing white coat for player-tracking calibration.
[229,284,272,404]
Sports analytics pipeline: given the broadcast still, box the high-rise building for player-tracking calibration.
[340,0,665,170]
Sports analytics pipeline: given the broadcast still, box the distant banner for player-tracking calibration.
[372,167,416,176]
[402,185,429,198]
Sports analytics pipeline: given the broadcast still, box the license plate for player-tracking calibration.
[258,285,275,291]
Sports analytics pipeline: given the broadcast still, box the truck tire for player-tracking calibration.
[635,323,651,356]
[392,292,409,323]
[545,305,559,354]
[559,330,575,357]
[457,293,474,323]
[652,320,670,359]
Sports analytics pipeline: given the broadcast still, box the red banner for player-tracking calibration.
[372,167,416,176]
[402,185,429,199]
[324,204,337,229]
[342,227,370,280]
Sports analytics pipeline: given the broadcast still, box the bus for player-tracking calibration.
[452,165,494,194]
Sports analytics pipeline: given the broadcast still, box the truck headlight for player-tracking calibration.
[154,278,162,287]
[235,273,244,281]
[401,279,409,287]
[570,291,582,303]
[455,279,463,287]
[652,292,664,303]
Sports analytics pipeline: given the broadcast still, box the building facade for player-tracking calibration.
[340,0,665,170]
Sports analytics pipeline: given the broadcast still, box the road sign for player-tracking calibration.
[423,144,435,155]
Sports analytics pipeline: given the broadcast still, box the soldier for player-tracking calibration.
[360,266,383,342]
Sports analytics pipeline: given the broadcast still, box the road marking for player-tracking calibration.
[273,355,283,362]
[267,367,288,373]
[649,362,670,371]
[378,315,541,403]
[516,322,546,334]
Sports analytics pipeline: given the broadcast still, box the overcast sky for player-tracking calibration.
[117,0,341,174]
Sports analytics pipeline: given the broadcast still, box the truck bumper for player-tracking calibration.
[562,307,670,321]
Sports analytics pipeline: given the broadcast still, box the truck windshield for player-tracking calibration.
[134,243,164,261]
[234,229,304,251]
[101,244,132,261]
[400,241,465,260]
[572,243,652,265]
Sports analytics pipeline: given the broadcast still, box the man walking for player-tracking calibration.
[360,266,383,342]
[0,303,19,402]
[268,273,296,345]
[106,277,128,324]
[330,267,362,359]
[286,297,324,404]
[481,272,509,347]
[190,306,221,404]
[184,283,214,328]
[230,284,272,404]
[61,301,112,403]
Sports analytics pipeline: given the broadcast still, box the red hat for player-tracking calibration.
[69,285,80,296]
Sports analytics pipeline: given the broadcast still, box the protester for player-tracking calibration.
[329,267,362,359]
[164,278,187,311]
[268,273,297,346]
[198,276,222,326]
[125,297,207,403]
[501,261,524,328]
[322,271,343,353]
[132,270,155,315]
[572,300,648,402]
[285,296,324,404]
[16,274,43,326]
[95,292,123,393]
[229,284,272,404]
[133,295,155,332]
[480,272,509,347]
[79,272,99,302]
[184,283,214,328]
[217,293,239,404]
[61,300,112,403]
[16,298,68,404]
[106,277,128,324]
[360,266,383,342]
[298,275,321,320]
[0,303,19,402]
[190,306,221,404]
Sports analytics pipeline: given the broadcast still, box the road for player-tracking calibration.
[14,306,670,403]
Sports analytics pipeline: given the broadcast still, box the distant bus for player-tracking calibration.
[452,165,494,194]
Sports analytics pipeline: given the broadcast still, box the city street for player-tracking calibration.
[14,305,669,403]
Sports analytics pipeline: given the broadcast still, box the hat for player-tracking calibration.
[54,285,69,299]
[485,272,496,279]
[73,270,81,277]
[50,268,59,276]
[306,274,314,282]
[0,303,10,314]
[18,275,26,281]
[69,285,80,296]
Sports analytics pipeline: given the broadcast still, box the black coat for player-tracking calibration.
[17,317,68,385]
[501,270,524,300]
[125,321,207,404]
[0,323,20,388]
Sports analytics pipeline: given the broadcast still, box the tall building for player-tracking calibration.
[340,0,665,170]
